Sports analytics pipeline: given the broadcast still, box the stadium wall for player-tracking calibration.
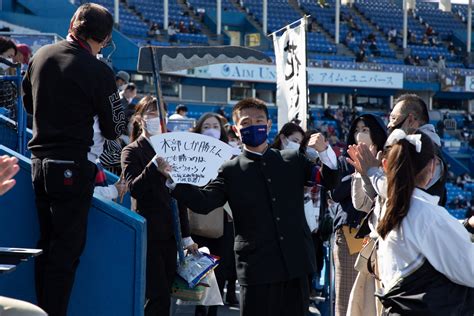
[0,145,146,316]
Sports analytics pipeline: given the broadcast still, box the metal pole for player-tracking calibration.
[171,199,184,263]
[304,16,309,131]
[263,0,268,35]
[15,66,26,155]
[114,0,119,26]
[148,48,182,264]
[148,46,167,133]
[164,0,169,30]
[403,0,408,49]
[217,0,222,35]
[468,0,472,53]
[335,0,340,44]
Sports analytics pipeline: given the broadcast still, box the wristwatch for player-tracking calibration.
[462,218,474,234]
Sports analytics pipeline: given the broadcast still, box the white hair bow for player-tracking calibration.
[385,129,422,153]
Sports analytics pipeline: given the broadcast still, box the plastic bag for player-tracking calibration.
[177,251,220,288]
[304,197,319,233]
[176,270,223,306]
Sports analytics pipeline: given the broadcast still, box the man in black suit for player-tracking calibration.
[158,98,339,316]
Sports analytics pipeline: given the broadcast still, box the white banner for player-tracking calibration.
[165,64,403,89]
[150,132,233,187]
[465,76,474,92]
[439,0,451,12]
[309,68,403,89]
[273,18,307,131]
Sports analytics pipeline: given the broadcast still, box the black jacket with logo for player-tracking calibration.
[22,40,125,158]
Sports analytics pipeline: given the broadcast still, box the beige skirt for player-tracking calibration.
[333,229,359,316]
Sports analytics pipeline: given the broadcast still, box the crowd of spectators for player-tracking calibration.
[147,19,201,42]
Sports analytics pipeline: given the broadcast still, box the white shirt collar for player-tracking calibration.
[412,187,440,206]
[244,148,263,156]
[243,144,269,156]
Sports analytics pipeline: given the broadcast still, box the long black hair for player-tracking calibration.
[271,122,305,150]
[346,114,387,152]
[0,37,17,56]
[378,131,435,239]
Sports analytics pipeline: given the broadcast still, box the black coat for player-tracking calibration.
[23,40,125,158]
[332,156,367,230]
[172,148,339,285]
[121,135,190,241]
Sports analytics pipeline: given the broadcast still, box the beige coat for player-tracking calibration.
[346,270,383,316]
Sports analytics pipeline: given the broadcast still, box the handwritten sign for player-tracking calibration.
[150,132,234,186]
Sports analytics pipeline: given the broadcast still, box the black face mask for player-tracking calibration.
[387,115,408,135]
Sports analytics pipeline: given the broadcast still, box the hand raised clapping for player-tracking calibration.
[346,143,382,175]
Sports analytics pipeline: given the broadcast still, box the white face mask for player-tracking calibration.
[356,132,373,146]
[144,117,161,136]
[283,139,300,151]
[202,128,221,140]
[228,141,240,148]
[426,157,442,189]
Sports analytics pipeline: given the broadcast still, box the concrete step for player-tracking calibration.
[295,1,355,58]
[176,0,224,45]
[351,4,401,55]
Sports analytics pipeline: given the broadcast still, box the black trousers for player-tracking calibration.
[31,157,96,316]
[144,238,177,316]
[240,277,309,316]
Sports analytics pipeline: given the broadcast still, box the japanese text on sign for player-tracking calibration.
[274,18,307,130]
[151,132,234,186]
[309,68,403,89]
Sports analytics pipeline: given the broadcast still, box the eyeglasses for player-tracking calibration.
[93,35,112,49]
[101,36,113,49]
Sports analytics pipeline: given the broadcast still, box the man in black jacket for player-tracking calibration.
[158,98,339,316]
[22,4,125,316]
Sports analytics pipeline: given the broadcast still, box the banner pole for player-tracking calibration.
[304,15,310,131]
[148,46,168,133]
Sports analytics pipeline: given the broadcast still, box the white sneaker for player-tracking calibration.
[308,305,321,316]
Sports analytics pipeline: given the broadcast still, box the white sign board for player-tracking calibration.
[465,76,474,92]
[309,68,403,89]
[150,132,233,187]
[165,64,403,89]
